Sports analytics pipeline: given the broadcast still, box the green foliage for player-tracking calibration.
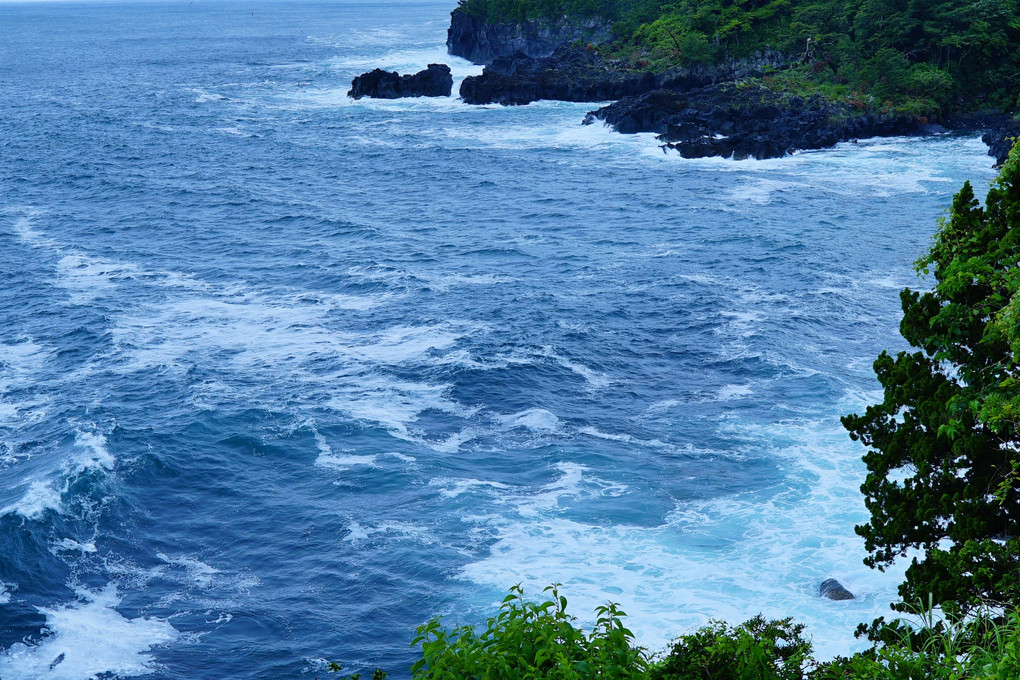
[854,48,910,102]
[843,139,1020,618]
[650,615,812,680]
[331,588,1020,680]
[970,608,1020,679]
[455,0,1020,112]
[410,583,648,679]
[632,8,715,65]
[815,603,1020,680]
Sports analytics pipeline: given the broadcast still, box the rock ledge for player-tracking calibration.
[349,64,453,100]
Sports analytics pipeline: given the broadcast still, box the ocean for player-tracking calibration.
[0,1,1000,677]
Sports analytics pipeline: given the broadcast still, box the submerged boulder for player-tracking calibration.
[819,579,854,601]
[348,63,453,100]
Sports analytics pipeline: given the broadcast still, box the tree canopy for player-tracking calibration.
[455,0,1020,114]
[843,140,1020,616]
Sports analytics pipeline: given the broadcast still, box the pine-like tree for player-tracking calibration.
[843,141,1020,616]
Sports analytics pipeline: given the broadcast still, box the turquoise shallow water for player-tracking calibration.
[0,1,1001,677]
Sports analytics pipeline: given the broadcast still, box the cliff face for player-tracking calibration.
[982,118,1020,166]
[460,46,658,105]
[447,9,613,65]
[458,47,792,106]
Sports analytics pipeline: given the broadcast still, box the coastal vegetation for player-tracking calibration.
[338,584,1020,679]
[843,136,1020,618]
[453,0,1020,116]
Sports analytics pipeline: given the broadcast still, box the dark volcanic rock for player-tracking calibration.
[585,82,925,160]
[447,9,612,65]
[348,64,453,100]
[458,43,794,107]
[819,579,855,601]
[982,117,1020,166]
[460,46,657,105]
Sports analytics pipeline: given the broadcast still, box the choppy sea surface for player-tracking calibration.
[0,1,1001,678]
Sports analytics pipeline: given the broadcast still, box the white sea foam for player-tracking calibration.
[102,554,258,601]
[1,429,113,521]
[347,325,461,363]
[72,430,114,472]
[113,294,464,379]
[538,347,610,389]
[293,291,386,312]
[509,462,626,518]
[500,408,563,433]
[3,206,56,249]
[717,309,766,339]
[189,87,227,103]
[317,453,380,469]
[413,428,478,453]
[725,178,794,205]
[156,554,220,589]
[55,254,137,303]
[577,426,633,443]
[51,539,97,555]
[458,413,909,659]
[328,374,467,437]
[0,586,177,680]
[1,480,62,520]
[310,423,415,468]
[432,477,511,499]
[717,384,754,400]
[576,426,681,454]
[0,340,53,427]
[0,583,12,605]
[443,113,658,153]
[0,339,52,377]
[342,521,433,544]
[335,46,482,80]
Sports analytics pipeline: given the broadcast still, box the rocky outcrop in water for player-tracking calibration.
[819,579,855,601]
[447,9,613,64]
[982,117,1020,166]
[460,46,658,105]
[348,64,453,100]
[584,82,926,160]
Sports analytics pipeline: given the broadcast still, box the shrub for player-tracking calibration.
[410,583,648,680]
[649,616,811,680]
[843,140,1020,618]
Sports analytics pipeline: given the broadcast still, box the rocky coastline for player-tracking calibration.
[447,10,613,64]
[584,82,930,161]
[458,45,789,106]
[983,117,1020,166]
[460,46,657,106]
[342,6,1019,163]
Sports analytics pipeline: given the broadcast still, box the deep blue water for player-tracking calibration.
[0,1,1001,678]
